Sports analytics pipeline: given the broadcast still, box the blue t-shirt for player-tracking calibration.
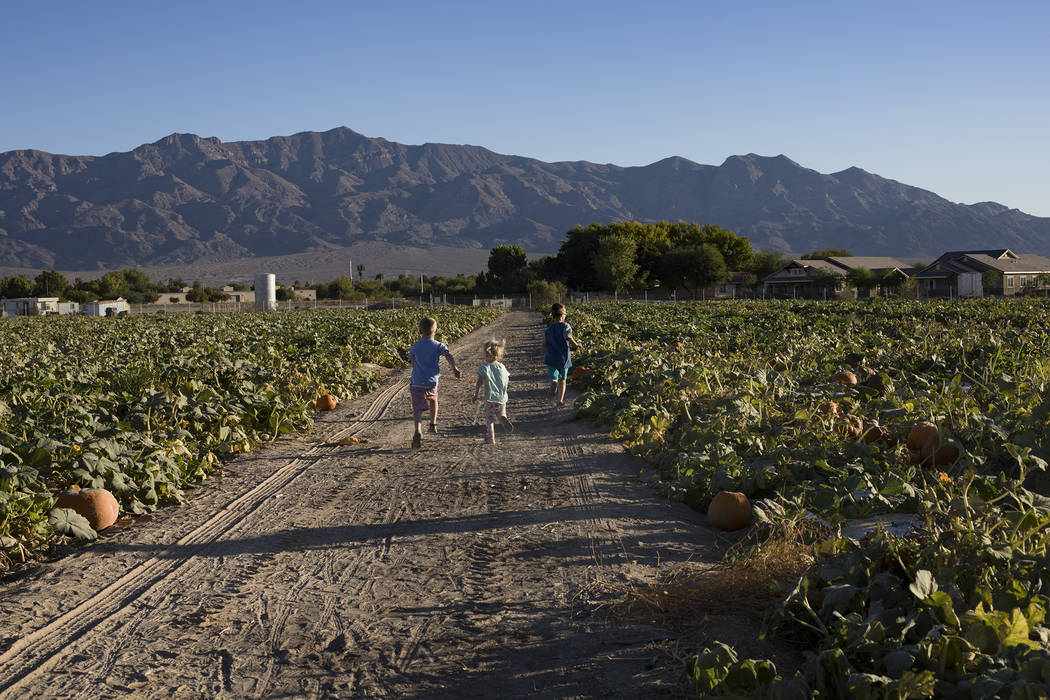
[409,337,449,388]
[477,362,509,403]
[544,321,573,370]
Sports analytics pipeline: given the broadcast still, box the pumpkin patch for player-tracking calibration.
[567,298,1050,696]
[0,306,503,569]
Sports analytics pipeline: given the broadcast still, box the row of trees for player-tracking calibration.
[0,269,188,304]
[3,220,866,304]
[480,221,775,296]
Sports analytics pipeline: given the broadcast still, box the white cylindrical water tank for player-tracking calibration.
[254,273,277,311]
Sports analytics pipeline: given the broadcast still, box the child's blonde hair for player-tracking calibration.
[418,317,437,335]
[484,338,506,362]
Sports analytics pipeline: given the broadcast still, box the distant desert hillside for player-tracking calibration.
[1,127,1049,271]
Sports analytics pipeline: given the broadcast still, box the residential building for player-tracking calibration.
[2,297,61,316]
[913,250,1050,297]
[762,257,915,299]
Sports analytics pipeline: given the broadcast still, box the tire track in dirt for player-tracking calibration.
[0,376,411,696]
[2,311,723,699]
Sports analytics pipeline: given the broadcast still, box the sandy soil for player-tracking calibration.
[0,311,759,699]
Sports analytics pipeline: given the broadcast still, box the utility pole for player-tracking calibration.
[348,259,353,282]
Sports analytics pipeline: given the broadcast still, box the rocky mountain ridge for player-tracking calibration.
[1,126,1048,269]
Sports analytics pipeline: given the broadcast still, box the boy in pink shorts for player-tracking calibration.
[408,317,462,449]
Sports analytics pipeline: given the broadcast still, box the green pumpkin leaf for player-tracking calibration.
[48,507,97,540]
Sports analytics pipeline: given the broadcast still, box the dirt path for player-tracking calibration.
[0,311,728,699]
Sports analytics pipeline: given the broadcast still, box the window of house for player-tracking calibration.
[1007,276,1015,288]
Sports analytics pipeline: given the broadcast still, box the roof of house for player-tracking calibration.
[916,252,1050,278]
[826,256,914,274]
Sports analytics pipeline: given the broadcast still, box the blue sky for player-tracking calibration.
[3,0,1048,216]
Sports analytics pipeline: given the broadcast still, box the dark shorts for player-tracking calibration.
[410,386,437,412]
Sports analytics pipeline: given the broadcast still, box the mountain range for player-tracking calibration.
[1,126,1049,270]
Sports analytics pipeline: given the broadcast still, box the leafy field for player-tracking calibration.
[0,307,501,569]
[569,299,1050,698]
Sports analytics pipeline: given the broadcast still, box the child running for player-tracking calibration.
[544,302,582,408]
[408,316,462,449]
[473,339,513,445]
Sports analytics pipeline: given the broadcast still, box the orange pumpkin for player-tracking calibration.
[838,414,864,439]
[907,422,939,451]
[818,401,842,419]
[861,424,889,445]
[920,438,958,467]
[316,394,338,411]
[707,491,752,531]
[831,371,858,385]
[931,443,959,466]
[55,487,119,531]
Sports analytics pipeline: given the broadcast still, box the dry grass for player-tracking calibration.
[610,526,819,625]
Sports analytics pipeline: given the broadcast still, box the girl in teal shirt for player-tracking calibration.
[473,339,514,445]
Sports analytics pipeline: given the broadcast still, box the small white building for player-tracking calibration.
[83,298,129,317]
[2,297,60,316]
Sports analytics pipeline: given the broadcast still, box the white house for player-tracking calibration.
[82,298,129,317]
[2,297,60,316]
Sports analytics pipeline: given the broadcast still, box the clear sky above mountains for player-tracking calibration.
[3,0,1047,216]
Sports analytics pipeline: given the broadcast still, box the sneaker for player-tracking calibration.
[428,423,438,434]
[411,433,422,450]
[499,415,515,433]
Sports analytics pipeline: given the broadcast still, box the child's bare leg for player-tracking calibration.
[549,381,558,402]
[412,409,424,449]
[556,379,568,405]
[486,422,496,444]
[429,398,438,430]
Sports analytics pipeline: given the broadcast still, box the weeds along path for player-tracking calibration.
[0,311,721,698]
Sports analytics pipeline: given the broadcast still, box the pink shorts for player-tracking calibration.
[410,386,437,412]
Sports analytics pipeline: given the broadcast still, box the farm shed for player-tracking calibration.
[83,298,129,317]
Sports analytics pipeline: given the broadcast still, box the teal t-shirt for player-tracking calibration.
[477,362,509,403]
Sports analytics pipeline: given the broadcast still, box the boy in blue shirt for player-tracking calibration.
[544,303,582,408]
[408,317,462,449]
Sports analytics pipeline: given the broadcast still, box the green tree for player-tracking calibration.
[981,270,1003,293]
[750,250,789,279]
[486,245,530,292]
[591,233,638,294]
[186,282,207,303]
[659,244,728,292]
[32,270,69,299]
[1,275,34,298]
[802,249,853,260]
[527,279,568,308]
[811,269,844,296]
[846,267,878,294]
[327,276,355,300]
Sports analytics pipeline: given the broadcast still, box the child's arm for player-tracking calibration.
[473,374,483,402]
[443,350,463,379]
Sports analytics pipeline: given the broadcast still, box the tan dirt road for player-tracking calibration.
[0,311,730,698]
